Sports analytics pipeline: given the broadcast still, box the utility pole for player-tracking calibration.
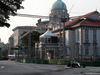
[28,26,31,59]
[61,10,67,59]
[63,20,65,59]
[59,22,62,59]
[18,38,21,60]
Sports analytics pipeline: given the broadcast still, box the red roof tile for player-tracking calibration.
[64,11,100,27]
[81,20,100,26]
[72,19,100,27]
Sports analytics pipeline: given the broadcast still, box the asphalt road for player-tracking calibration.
[0,61,100,75]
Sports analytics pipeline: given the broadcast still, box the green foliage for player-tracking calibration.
[21,31,28,46]
[0,43,8,58]
[0,0,24,27]
[0,47,2,50]
[21,31,41,47]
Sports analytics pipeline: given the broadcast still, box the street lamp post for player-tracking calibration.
[28,26,31,59]
[59,22,62,59]
[60,10,67,59]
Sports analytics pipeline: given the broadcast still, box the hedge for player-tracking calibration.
[15,59,100,66]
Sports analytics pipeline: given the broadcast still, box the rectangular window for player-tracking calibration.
[93,29,96,43]
[85,29,89,55]
[76,30,80,42]
[85,29,88,42]
[77,30,79,41]
[85,46,89,55]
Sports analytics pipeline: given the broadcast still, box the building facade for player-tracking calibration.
[53,11,100,59]
[12,26,37,47]
[49,0,69,30]
[36,0,100,59]
[9,0,100,60]
[12,26,48,47]
[8,34,14,55]
[9,26,48,58]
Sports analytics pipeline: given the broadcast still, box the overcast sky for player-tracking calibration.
[0,0,100,44]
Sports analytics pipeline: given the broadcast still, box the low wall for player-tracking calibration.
[15,59,100,66]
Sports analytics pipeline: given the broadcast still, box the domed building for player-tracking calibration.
[52,0,66,10]
[36,0,69,59]
[36,0,100,60]
[49,0,69,30]
[36,0,69,30]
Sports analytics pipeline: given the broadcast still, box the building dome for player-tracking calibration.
[52,0,67,10]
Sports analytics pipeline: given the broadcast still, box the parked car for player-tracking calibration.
[67,61,85,68]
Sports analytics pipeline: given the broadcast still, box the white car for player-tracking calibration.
[67,61,85,68]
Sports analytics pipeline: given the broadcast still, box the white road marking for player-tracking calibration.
[85,72,100,75]
[1,66,5,69]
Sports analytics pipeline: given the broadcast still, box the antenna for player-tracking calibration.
[96,8,97,11]
[69,4,74,14]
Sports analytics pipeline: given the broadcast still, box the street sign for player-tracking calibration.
[11,47,23,50]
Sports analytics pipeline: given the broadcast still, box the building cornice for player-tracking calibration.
[12,26,38,31]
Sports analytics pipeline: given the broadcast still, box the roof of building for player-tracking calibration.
[52,0,66,10]
[64,11,100,28]
[40,29,57,38]
[36,20,49,26]
[12,26,38,31]
[12,26,49,31]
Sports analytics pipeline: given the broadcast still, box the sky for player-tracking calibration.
[0,0,100,44]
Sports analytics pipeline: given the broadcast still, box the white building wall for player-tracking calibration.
[74,28,81,57]
[13,28,31,47]
[78,28,82,55]
[65,30,69,45]
[8,34,14,55]
[54,26,100,58]
[74,28,81,43]
[13,27,47,47]
[13,29,18,47]
[65,27,100,58]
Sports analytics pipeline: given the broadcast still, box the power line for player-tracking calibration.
[0,12,49,19]
[69,4,74,14]
[16,13,49,19]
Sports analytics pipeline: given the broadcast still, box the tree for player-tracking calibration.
[1,44,8,58]
[21,31,41,58]
[21,31,41,47]
[0,43,8,59]
[0,47,2,58]
[0,0,24,27]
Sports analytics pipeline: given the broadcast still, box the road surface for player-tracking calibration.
[0,61,100,75]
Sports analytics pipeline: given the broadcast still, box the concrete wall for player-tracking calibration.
[13,28,32,47]
[8,35,14,55]
[13,27,47,47]
[13,29,19,47]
